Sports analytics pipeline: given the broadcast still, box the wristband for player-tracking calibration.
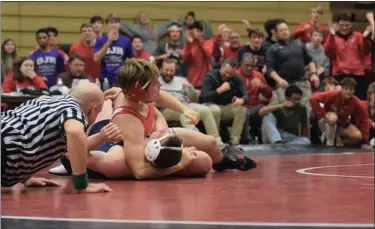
[72,171,88,190]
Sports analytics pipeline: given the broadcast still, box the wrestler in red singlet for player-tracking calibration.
[112,103,156,138]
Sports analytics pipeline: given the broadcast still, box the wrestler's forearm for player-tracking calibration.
[134,162,184,180]
[156,90,190,114]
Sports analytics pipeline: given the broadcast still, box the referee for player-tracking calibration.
[1,82,112,193]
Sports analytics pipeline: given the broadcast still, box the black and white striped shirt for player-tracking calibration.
[1,95,88,187]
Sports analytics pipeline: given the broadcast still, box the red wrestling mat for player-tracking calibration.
[2,152,374,228]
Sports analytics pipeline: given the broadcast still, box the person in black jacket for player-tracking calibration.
[200,59,248,145]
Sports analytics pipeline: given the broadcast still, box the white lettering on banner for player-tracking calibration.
[106,47,124,56]
[36,56,57,65]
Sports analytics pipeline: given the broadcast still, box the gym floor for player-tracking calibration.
[1,145,374,229]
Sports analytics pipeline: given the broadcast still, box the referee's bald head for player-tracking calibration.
[70,82,104,125]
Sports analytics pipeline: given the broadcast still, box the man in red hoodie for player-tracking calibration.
[323,13,372,100]
[183,21,220,89]
[310,78,369,147]
[291,5,329,43]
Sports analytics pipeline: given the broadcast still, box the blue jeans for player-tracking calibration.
[261,113,310,145]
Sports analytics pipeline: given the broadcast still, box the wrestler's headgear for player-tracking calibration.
[145,134,183,168]
[123,78,152,102]
[119,58,158,102]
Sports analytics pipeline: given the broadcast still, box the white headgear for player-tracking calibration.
[144,134,183,163]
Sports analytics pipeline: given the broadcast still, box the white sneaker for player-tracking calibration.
[48,165,68,175]
[326,140,334,146]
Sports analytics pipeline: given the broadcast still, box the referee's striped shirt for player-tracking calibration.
[1,95,88,187]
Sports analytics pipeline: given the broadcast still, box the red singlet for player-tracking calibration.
[112,103,156,138]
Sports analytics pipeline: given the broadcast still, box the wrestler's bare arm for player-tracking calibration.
[154,107,169,132]
[155,90,191,114]
[112,114,184,180]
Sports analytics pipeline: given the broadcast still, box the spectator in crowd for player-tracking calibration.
[260,85,310,145]
[69,23,100,80]
[213,31,242,66]
[306,29,330,81]
[322,77,341,91]
[1,39,17,77]
[236,53,273,142]
[183,21,219,88]
[310,78,369,147]
[59,54,91,88]
[2,57,47,93]
[291,5,328,43]
[131,35,155,62]
[324,13,372,100]
[266,20,318,110]
[1,62,5,83]
[179,11,213,44]
[29,28,65,88]
[262,18,285,89]
[159,59,225,147]
[238,29,266,73]
[263,18,284,52]
[153,22,186,76]
[120,11,174,53]
[90,15,104,38]
[361,82,375,145]
[94,13,134,89]
[45,27,69,68]
[200,59,248,146]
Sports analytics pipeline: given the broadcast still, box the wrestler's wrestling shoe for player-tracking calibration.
[213,145,256,172]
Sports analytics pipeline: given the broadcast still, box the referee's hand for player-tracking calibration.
[78,183,113,193]
[24,177,61,187]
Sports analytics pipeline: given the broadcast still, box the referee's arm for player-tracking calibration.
[65,120,88,176]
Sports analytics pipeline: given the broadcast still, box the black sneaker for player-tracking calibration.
[214,145,257,172]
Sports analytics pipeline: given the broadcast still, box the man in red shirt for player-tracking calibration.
[183,21,220,88]
[131,35,155,63]
[324,13,372,100]
[213,31,242,66]
[291,5,329,43]
[236,53,273,142]
[69,24,100,80]
[310,78,369,147]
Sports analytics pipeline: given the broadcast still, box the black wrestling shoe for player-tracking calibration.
[213,145,257,172]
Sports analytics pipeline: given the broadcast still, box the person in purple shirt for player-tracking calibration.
[94,13,134,90]
[29,28,65,88]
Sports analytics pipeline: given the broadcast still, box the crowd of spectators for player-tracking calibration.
[1,6,374,148]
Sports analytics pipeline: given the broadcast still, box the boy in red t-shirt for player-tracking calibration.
[310,78,369,147]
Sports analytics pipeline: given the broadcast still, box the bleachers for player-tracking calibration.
[1,1,332,56]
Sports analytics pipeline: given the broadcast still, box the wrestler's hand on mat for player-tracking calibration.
[23,177,61,187]
[104,87,122,101]
[183,110,200,125]
[100,123,122,142]
[78,183,113,193]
